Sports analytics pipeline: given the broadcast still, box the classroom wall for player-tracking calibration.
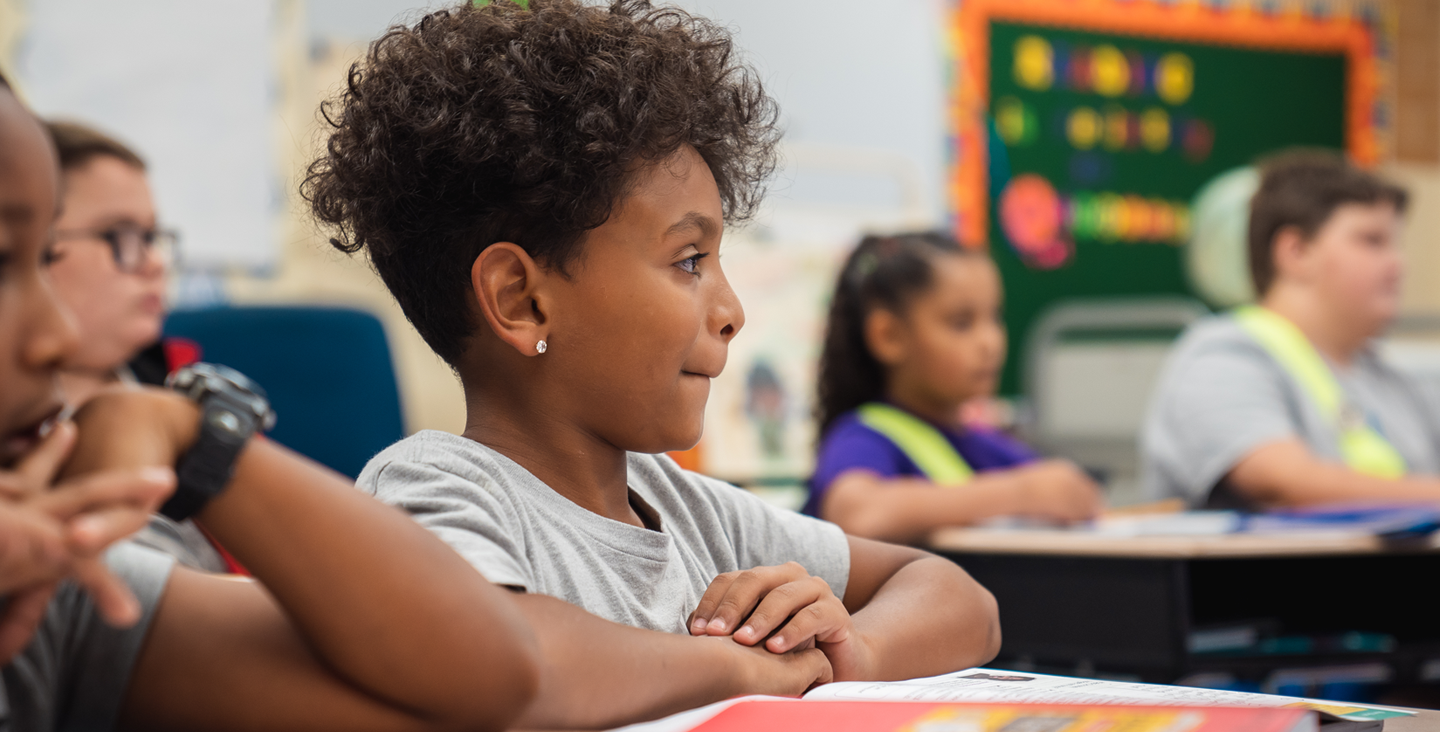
[3,0,1440,442]
[1388,0,1440,315]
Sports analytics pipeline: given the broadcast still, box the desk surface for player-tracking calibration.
[928,527,1440,558]
[1379,707,1439,731]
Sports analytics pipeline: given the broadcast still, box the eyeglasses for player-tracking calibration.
[53,225,179,273]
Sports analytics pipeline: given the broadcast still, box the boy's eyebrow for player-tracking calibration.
[665,211,719,239]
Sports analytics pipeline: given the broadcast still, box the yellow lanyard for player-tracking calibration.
[856,403,975,486]
[1233,306,1406,479]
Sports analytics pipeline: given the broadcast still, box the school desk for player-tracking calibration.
[1386,707,1440,731]
[928,527,1440,691]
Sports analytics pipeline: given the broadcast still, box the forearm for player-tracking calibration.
[511,593,740,729]
[197,438,538,727]
[848,554,999,680]
[64,390,538,729]
[1229,440,1440,507]
[823,474,1019,543]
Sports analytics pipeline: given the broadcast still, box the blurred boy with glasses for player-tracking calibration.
[46,121,176,404]
[43,121,225,571]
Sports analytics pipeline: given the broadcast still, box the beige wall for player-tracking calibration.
[1392,162,1440,314]
[1389,0,1440,315]
[5,0,1440,438]
[225,5,468,435]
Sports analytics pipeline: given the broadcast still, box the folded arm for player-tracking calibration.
[511,592,831,729]
[838,536,1000,680]
[821,462,1101,544]
[688,537,999,683]
[65,389,540,732]
[1228,438,1440,507]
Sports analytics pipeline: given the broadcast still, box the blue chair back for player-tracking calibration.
[164,305,405,478]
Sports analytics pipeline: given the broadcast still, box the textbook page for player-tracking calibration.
[804,669,1411,723]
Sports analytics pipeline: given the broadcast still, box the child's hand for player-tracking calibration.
[0,421,176,662]
[1014,459,1104,523]
[707,634,834,697]
[689,562,876,681]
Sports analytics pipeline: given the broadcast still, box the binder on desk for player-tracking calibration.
[691,701,1316,732]
[613,669,1414,732]
[1243,505,1440,540]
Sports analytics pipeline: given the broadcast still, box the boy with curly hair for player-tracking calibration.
[306,1,1001,727]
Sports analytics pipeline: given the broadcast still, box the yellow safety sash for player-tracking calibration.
[1233,306,1406,479]
[856,403,974,486]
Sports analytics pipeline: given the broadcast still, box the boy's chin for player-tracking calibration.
[628,416,705,456]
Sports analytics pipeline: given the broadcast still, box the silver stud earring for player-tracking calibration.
[536,339,548,354]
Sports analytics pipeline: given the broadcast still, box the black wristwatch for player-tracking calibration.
[159,363,277,522]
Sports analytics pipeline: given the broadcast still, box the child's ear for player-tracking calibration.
[864,309,908,367]
[471,243,550,357]
[1271,225,1314,286]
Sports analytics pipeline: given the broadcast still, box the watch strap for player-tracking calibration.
[160,395,259,521]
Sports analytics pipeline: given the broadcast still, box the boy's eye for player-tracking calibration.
[949,311,976,330]
[676,252,708,275]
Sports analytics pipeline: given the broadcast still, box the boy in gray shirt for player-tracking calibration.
[360,432,849,633]
[310,3,1001,727]
[1143,152,1440,508]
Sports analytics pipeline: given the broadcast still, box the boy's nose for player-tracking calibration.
[711,275,745,343]
[25,275,82,372]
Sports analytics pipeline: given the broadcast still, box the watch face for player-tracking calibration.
[208,409,245,438]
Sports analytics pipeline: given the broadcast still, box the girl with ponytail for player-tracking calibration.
[805,231,1102,542]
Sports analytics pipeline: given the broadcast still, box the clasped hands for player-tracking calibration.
[687,561,874,687]
[0,394,186,664]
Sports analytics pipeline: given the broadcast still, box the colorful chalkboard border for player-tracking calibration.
[948,0,1389,249]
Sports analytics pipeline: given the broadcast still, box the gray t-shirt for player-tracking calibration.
[1,542,174,732]
[1141,314,1440,507]
[357,431,850,633]
[132,516,227,573]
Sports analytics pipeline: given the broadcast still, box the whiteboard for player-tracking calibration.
[16,1,277,270]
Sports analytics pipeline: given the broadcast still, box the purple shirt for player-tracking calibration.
[803,408,1039,517]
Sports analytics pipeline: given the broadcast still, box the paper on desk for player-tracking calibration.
[1092,512,1243,536]
[804,668,1411,723]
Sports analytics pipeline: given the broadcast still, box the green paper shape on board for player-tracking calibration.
[985,21,1346,395]
[474,0,530,8]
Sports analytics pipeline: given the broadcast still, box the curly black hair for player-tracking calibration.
[302,0,780,366]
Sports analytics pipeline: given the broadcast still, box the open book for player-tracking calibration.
[612,668,1414,732]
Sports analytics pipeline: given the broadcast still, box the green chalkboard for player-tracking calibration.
[987,20,1346,395]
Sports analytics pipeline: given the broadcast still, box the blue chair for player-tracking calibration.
[163,305,406,479]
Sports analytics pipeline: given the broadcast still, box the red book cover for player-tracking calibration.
[690,700,1314,732]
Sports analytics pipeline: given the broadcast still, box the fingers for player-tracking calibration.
[67,505,157,555]
[689,571,738,635]
[11,422,76,496]
[793,647,834,691]
[0,583,56,664]
[735,641,834,697]
[0,505,72,593]
[71,558,141,628]
[692,562,809,637]
[765,594,851,654]
[31,466,175,522]
[731,575,833,648]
